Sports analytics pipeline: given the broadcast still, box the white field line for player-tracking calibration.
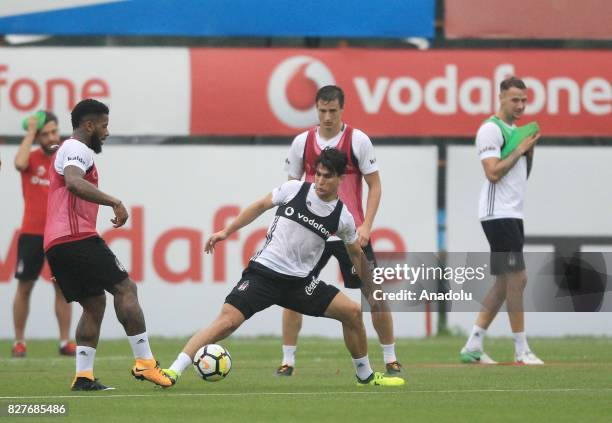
[2,387,612,400]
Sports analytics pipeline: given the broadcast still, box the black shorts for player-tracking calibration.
[225,261,340,320]
[15,234,45,281]
[312,240,377,288]
[481,218,525,275]
[45,236,129,303]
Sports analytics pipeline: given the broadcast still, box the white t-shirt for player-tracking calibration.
[54,138,94,175]
[476,121,528,221]
[252,180,359,277]
[283,125,378,179]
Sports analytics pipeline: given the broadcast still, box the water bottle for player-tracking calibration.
[21,111,46,131]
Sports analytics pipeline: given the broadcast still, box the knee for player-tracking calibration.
[295,315,303,330]
[83,296,106,321]
[507,274,527,293]
[17,281,35,297]
[507,283,526,297]
[114,278,138,299]
[368,297,390,313]
[287,310,303,328]
[344,303,363,326]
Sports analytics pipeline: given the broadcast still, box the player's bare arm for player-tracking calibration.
[205,192,275,253]
[13,116,38,171]
[359,171,381,246]
[63,165,128,228]
[481,133,540,183]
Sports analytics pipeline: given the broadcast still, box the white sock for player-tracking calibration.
[465,325,486,351]
[128,332,154,359]
[76,346,96,374]
[169,352,193,375]
[60,340,69,348]
[513,332,530,355]
[380,343,397,364]
[282,345,297,366]
[352,355,374,381]
[14,340,25,346]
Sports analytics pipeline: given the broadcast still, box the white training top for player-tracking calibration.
[283,125,378,179]
[54,138,94,175]
[476,121,528,221]
[252,180,359,277]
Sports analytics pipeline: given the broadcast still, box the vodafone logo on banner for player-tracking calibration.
[190,49,612,137]
[0,47,190,136]
[267,56,335,128]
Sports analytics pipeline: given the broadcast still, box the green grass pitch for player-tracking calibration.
[1,336,611,422]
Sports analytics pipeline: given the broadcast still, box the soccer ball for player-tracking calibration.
[193,344,232,381]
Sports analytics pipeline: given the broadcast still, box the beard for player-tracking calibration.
[90,133,103,154]
[41,143,59,155]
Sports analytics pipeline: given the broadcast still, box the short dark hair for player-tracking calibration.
[316,85,344,108]
[35,111,58,135]
[42,111,58,126]
[314,147,347,177]
[500,76,526,92]
[71,99,109,129]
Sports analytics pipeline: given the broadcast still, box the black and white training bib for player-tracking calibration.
[252,181,358,278]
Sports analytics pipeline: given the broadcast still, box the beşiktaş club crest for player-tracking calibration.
[238,280,250,291]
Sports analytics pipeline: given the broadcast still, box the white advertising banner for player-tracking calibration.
[0,145,437,339]
[0,48,190,136]
[446,145,612,336]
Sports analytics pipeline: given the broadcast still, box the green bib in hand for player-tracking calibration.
[485,116,539,159]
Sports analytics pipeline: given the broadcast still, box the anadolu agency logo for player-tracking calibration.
[268,56,335,128]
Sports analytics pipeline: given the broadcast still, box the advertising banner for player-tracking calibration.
[0,48,190,136]
[446,0,612,40]
[2,48,609,137]
[191,49,612,137]
[0,0,435,38]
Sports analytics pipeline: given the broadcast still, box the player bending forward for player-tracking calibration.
[164,148,405,387]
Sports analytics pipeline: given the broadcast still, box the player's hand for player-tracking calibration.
[205,231,228,254]
[111,201,129,228]
[26,116,39,134]
[519,133,541,154]
[356,224,371,247]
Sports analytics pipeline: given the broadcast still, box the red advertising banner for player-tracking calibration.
[445,0,612,40]
[190,49,611,137]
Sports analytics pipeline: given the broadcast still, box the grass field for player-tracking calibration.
[1,336,611,422]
